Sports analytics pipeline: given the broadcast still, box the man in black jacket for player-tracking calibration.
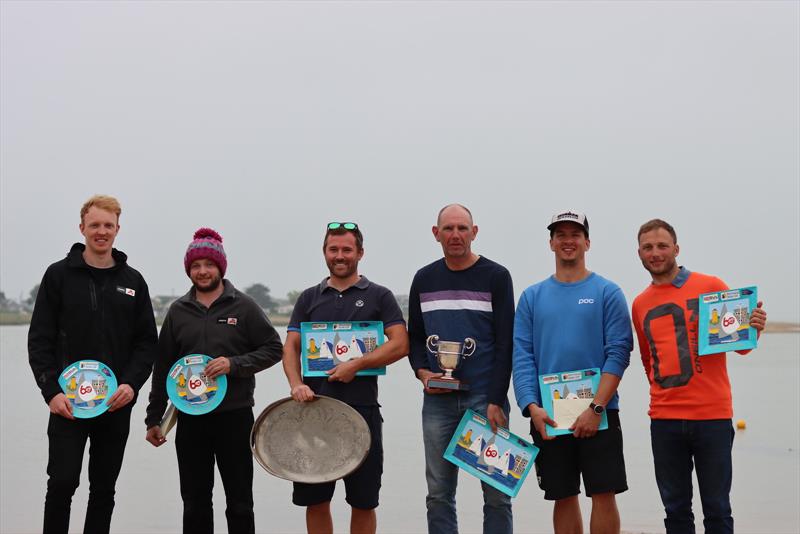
[145,227,283,534]
[28,195,158,534]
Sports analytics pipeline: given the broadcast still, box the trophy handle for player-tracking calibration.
[426,335,439,354]
[462,338,476,358]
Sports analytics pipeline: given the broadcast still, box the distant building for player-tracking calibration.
[151,295,178,320]
[363,336,378,353]
[92,376,107,396]
[733,305,749,326]
[395,294,409,319]
[199,370,211,387]
[512,454,529,476]
[276,304,294,315]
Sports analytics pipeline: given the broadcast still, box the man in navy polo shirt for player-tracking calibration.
[282,221,409,534]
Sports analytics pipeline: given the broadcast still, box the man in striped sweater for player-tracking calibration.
[408,204,515,534]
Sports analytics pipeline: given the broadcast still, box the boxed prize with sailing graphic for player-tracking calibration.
[538,367,607,437]
[58,360,118,419]
[698,286,758,355]
[300,321,386,377]
[166,354,228,415]
[443,409,538,498]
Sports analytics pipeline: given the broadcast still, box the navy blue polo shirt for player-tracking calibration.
[288,276,406,406]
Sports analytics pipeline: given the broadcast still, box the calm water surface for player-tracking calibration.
[2,325,798,533]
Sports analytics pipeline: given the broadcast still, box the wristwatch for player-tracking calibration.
[589,402,605,415]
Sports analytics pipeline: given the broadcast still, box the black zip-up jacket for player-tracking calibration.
[28,243,159,404]
[145,280,283,428]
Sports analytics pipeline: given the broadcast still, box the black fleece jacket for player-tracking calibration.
[28,243,158,404]
[145,280,283,428]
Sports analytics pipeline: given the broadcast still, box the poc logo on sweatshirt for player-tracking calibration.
[217,317,238,326]
[577,298,595,305]
[116,286,136,297]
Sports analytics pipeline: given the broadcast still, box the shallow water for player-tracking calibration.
[2,325,798,533]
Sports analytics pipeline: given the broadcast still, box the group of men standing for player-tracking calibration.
[28,195,766,534]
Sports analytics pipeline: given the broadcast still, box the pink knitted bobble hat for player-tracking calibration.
[184,228,227,277]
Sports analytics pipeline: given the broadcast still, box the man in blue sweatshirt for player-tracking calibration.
[408,204,515,534]
[512,211,632,534]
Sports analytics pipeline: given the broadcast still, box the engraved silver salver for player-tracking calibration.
[250,396,371,483]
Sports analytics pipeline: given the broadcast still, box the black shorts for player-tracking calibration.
[530,409,627,501]
[292,405,383,510]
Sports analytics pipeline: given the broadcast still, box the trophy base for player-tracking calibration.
[427,378,470,391]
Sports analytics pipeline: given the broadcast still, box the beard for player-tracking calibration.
[326,259,357,279]
[641,256,677,276]
[193,275,222,293]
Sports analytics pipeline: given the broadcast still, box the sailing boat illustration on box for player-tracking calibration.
[58,360,118,419]
[348,335,364,359]
[68,371,109,409]
[318,339,333,359]
[469,433,485,457]
[76,372,97,408]
[167,354,228,415]
[176,364,218,405]
[482,436,512,477]
[332,333,366,364]
[333,333,348,364]
[300,321,387,377]
[444,409,539,497]
[65,369,109,409]
[699,286,757,355]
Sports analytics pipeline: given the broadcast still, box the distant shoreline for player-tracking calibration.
[0,312,291,328]
[762,321,800,333]
[1,313,796,332]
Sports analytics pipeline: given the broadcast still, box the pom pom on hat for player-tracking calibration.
[193,227,223,242]
[184,227,227,277]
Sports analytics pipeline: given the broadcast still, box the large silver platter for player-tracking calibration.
[250,395,371,483]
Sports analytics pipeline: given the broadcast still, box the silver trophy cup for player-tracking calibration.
[425,335,476,390]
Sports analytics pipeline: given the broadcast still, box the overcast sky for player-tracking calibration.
[2,1,798,321]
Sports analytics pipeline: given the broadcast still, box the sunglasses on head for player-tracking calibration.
[327,222,358,230]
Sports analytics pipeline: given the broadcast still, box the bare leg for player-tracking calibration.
[350,507,376,534]
[590,492,620,534]
[306,502,333,534]
[554,495,583,534]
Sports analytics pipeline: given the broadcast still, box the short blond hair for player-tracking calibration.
[80,195,122,222]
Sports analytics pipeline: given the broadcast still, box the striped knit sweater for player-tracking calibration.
[408,256,515,406]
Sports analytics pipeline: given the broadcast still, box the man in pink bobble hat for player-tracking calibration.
[145,228,283,534]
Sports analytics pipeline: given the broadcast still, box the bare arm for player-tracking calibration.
[327,323,409,382]
[282,331,314,402]
[570,372,622,438]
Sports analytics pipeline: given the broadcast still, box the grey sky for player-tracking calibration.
[2,1,798,321]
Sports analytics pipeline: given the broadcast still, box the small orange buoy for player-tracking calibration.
[736,419,746,430]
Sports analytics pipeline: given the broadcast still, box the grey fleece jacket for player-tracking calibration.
[145,280,282,428]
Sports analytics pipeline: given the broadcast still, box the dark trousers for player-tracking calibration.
[43,405,132,534]
[651,419,735,534]
[175,407,255,534]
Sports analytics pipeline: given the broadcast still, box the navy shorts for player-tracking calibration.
[292,405,383,510]
[530,409,628,501]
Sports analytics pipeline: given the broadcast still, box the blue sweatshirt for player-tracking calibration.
[512,272,632,415]
[408,257,515,406]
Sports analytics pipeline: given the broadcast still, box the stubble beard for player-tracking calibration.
[642,257,677,277]
[194,276,222,293]
[327,259,356,280]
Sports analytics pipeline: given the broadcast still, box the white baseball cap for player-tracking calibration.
[547,211,589,235]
